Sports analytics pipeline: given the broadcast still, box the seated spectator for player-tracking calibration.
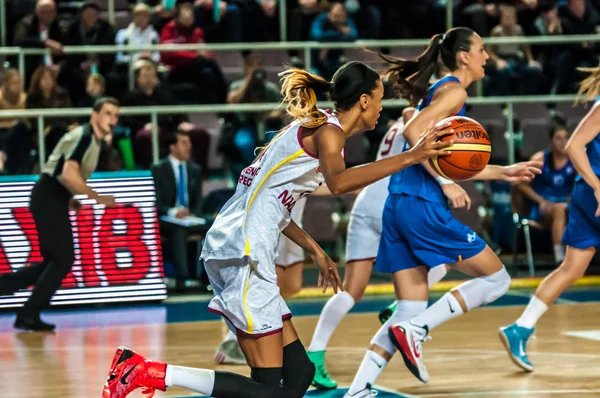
[75,74,105,127]
[554,0,600,93]
[121,60,209,169]
[151,131,204,292]
[62,0,115,103]
[221,55,283,177]
[13,0,65,86]
[110,3,160,99]
[192,0,243,43]
[531,0,567,93]
[238,0,279,43]
[487,4,542,95]
[4,65,73,175]
[309,2,358,80]
[515,124,576,265]
[288,0,324,66]
[160,1,227,103]
[458,0,499,37]
[0,69,27,173]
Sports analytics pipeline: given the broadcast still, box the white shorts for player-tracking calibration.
[275,235,304,267]
[345,213,382,263]
[205,257,291,336]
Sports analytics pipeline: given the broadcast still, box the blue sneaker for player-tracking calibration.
[499,323,534,372]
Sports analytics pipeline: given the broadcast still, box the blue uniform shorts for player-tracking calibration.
[563,181,600,249]
[375,194,487,273]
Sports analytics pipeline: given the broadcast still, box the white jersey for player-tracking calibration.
[201,111,342,284]
[351,117,407,219]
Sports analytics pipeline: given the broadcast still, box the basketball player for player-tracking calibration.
[102,61,455,398]
[214,196,308,365]
[0,97,118,332]
[514,125,575,265]
[499,67,600,372]
[343,28,543,397]
[306,107,450,390]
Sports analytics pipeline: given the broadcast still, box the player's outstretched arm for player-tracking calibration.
[470,161,542,181]
[314,123,453,195]
[282,220,343,293]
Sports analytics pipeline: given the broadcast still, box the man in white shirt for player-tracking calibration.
[151,131,204,292]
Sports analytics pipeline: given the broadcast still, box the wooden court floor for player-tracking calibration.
[2,295,600,398]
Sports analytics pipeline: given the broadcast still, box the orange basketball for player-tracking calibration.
[429,116,491,181]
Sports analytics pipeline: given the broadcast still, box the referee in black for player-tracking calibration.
[0,97,119,331]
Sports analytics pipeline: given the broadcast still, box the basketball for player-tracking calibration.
[429,116,491,181]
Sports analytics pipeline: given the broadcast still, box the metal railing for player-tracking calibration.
[0,94,582,171]
[0,33,598,90]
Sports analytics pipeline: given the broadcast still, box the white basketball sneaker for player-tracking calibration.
[388,321,431,383]
[344,387,378,397]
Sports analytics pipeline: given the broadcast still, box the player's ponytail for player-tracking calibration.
[576,65,600,104]
[279,68,331,128]
[381,27,474,106]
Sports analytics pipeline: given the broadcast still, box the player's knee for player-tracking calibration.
[282,340,315,397]
[482,267,511,304]
[280,278,302,298]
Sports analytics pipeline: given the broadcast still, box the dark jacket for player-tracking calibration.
[13,14,66,81]
[151,158,203,217]
[64,18,116,74]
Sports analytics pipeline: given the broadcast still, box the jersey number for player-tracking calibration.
[380,127,399,156]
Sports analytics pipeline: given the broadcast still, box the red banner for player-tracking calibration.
[0,174,166,308]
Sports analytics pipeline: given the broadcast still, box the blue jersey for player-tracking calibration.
[387,76,466,204]
[576,95,600,182]
[531,149,576,202]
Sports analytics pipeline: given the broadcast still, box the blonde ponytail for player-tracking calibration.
[279,68,331,128]
[576,65,600,104]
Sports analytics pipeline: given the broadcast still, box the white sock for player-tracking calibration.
[428,264,448,288]
[410,292,464,331]
[553,244,566,263]
[308,291,355,352]
[347,350,388,396]
[165,365,215,394]
[224,329,237,342]
[516,295,548,329]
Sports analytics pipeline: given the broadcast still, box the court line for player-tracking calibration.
[419,390,600,397]
[506,289,579,304]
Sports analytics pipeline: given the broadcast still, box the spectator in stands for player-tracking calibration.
[62,0,116,103]
[121,60,209,169]
[531,1,567,93]
[309,2,358,80]
[487,4,543,95]
[4,65,73,175]
[554,0,600,93]
[515,124,576,265]
[239,0,280,42]
[151,131,204,292]
[13,0,65,86]
[160,1,227,104]
[458,0,499,37]
[0,69,27,173]
[221,54,282,178]
[148,0,177,34]
[192,0,243,43]
[76,74,105,126]
[288,0,325,66]
[111,3,160,99]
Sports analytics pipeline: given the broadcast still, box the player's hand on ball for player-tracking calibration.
[441,183,472,210]
[312,250,343,294]
[501,161,543,182]
[410,121,454,163]
[97,195,116,208]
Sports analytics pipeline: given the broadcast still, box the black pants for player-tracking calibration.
[0,175,73,316]
[159,221,207,282]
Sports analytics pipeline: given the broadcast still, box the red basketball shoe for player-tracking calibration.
[102,346,167,398]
